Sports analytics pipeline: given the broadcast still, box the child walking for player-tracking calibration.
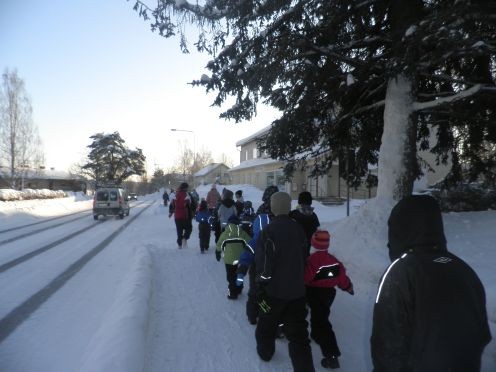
[304,230,354,369]
[195,199,211,253]
[216,215,251,299]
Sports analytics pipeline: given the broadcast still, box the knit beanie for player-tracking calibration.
[311,230,330,250]
[235,190,243,198]
[270,192,291,216]
[179,182,189,191]
[298,191,312,206]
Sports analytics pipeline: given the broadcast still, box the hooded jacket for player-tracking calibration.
[371,195,491,372]
[216,223,252,265]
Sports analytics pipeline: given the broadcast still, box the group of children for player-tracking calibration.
[189,184,354,369]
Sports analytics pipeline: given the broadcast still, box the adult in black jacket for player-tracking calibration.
[371,195,491,372]
[255,191,315,372]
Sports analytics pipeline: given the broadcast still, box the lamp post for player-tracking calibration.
[170,129,196,182]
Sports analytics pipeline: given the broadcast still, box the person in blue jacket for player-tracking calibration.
[195,199,211,253]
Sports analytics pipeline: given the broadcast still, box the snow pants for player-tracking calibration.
[198,222,210,251]
[174,218,192,246]
[225,264,243,298]
[306,286,341,358]
[255,296,315,372]
[246,265,259,323]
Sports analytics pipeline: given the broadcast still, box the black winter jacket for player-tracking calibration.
[255,215,307,300]
[371,195,491,372]
[289,205,320,255]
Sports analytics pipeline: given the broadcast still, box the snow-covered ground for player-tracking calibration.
[0,184,494,371]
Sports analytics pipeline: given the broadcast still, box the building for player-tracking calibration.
[229,126,377,200]
[0,166,87,192]
[193,163,231,187]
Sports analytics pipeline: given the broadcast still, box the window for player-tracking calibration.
[253,148,257,159]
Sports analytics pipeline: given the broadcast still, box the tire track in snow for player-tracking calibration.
[0,202,154,344]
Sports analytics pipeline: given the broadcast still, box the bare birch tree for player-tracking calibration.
[0,68,44,189]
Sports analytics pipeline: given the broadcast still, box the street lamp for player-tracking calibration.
[170,128,196,181]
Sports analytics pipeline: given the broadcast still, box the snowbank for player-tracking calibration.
[0,188,67,201]
[79,245,154,372]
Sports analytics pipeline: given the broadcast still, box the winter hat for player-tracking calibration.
[298,191,312,206]
[179,182,189,191]
[235,190,243,198]
[211,183,217,189]
[224,189,234,200]
[311,230,330,250]
[199,199,208,211]
[270,192,291,216]
[228,214,240,225]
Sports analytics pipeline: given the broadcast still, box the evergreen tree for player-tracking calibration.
[132,0,495,200]
[82,132,146,185]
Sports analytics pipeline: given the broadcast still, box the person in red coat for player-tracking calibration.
[304,230,354,369]
[169,182,192,248]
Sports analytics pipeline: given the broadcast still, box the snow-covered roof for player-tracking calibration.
[235,126,271,147]
[0,167,84,180]
[228,157,280,172]
[193,163,228,177]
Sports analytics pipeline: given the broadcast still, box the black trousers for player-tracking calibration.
[255,296,315,372]
[174,218,192,246]
[246,265,259,322]
[306,286,341,358]
[225,264,243,297]
[198,222,210,251]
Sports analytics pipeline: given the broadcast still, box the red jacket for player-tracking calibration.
[304,250,351,290]
[172,190,191,220]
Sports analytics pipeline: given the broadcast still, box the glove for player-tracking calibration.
[215,251,221,262]
[257,284,271,314]
[236,273,245,287]
[345,282,354,295]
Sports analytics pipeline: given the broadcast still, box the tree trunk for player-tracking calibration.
[376,74,417,201]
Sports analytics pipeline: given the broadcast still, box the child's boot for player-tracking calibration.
[321,355,340,369]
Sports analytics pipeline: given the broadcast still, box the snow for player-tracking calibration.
[0,185,494,371]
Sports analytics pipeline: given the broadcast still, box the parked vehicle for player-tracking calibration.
[93,186,130,220]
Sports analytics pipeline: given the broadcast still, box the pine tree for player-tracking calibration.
[82,132,146,185]
[132,0,496,200]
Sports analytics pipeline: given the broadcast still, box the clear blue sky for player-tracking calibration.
[0,0,275,173]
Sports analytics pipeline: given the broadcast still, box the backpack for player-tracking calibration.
[240,200,256,236]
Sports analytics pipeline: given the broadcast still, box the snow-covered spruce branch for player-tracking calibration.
[412,84,483,111]
[133,0,227,21]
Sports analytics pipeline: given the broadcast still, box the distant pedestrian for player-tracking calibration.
[206,183,221,211]
[195,199,211,253]
[162,190,169,206]
[289,191,320,256]
[218,189,237,232]
[168,182,192,249]
[234,190,244,215]
[371,195,491,372]
[304,230,354,369]
[254,191,315,372]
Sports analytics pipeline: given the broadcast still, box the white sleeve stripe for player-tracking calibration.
[375,253,407,304]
